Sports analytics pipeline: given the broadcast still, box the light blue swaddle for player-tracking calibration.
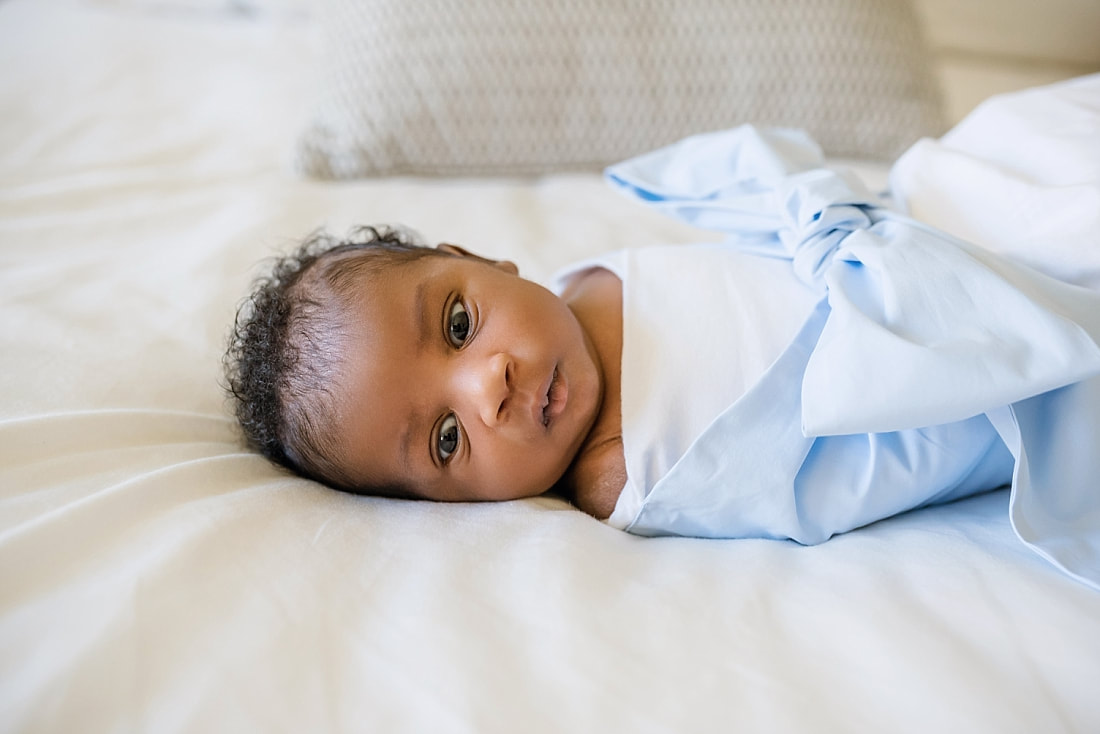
[604,124,1100,591]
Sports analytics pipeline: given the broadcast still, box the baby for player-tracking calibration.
[227,114,1100,589]
[225,224,627,518]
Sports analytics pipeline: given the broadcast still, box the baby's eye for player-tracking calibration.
[447,300,470,347]
[437,414,460,462]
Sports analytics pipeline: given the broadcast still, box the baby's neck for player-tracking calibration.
[558,267,626,519]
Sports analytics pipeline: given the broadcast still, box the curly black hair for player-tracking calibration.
[224,224,446,493]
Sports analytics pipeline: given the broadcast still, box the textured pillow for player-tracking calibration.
[296,0,944,178]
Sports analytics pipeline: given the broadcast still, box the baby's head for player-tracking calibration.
[225,225,603,503]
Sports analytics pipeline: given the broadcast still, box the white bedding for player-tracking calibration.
[2,2,1099,732]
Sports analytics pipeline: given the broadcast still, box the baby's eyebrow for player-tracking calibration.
[414,279,431,354]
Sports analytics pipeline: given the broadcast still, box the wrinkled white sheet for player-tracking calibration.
[2,2,1099,732]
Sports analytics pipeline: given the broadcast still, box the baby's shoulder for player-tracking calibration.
[559,265,621,314]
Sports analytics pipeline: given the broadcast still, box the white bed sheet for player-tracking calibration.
[2,2,1099,732]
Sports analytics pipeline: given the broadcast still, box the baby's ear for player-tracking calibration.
[436,243,519,275]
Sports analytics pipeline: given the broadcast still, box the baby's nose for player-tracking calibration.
[473,352,512,427]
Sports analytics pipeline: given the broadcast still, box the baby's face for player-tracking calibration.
[334,247,603,502]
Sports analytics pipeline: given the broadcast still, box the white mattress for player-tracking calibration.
[2,2,1098,732]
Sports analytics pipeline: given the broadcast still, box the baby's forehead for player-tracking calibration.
[337,254,430,352]
[301,249,431,316]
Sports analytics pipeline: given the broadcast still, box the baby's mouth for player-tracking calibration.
[542,368,566,427]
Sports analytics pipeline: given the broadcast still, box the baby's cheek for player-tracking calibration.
[486,454,551,500]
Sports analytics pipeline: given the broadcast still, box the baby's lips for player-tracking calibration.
[544,369,567,425]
